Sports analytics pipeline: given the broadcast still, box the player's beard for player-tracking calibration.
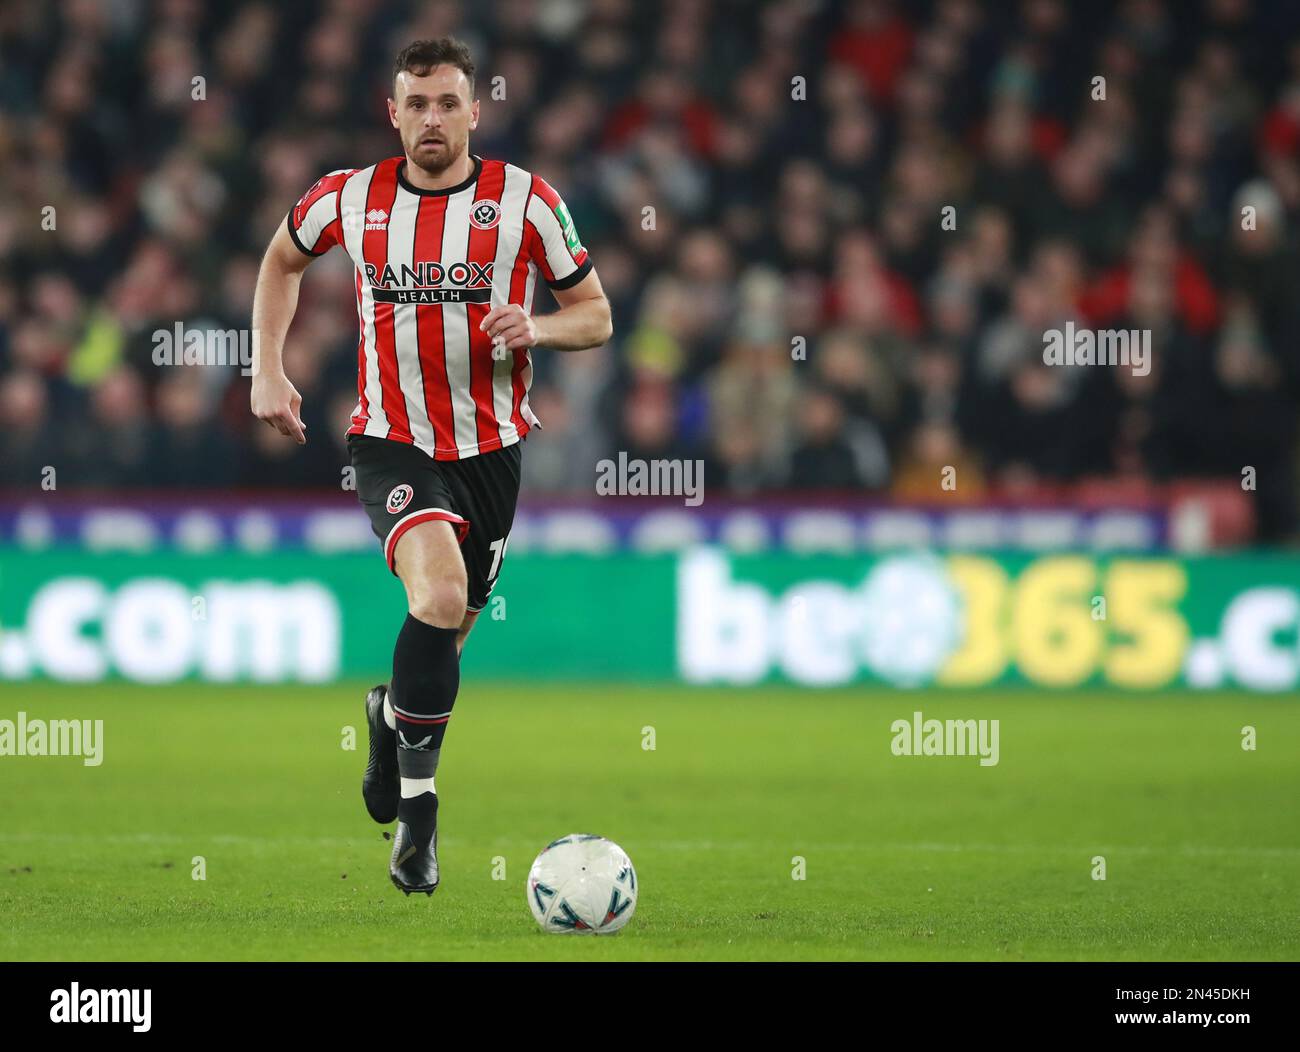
[408,131,465,177]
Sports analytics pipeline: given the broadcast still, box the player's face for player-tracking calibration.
[389,66,478,175]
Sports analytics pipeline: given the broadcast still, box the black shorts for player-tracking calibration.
[348,434,521,612]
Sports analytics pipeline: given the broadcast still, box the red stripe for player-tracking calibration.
[527,173,587,272]
[316,215,342,253]
[413,194,455,454]
[361,159,409,442]
[350,268,368,431]
[530,174,562,210]
[396,714,451,725]
[506,344,529,437]
[523,216,557,284]
[291,169,353,249]
[465,160,506,451]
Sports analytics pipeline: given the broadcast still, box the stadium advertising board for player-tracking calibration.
[1,548,1297,690]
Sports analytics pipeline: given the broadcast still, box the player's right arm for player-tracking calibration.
[250,219,313,444]
[250,169,352,444]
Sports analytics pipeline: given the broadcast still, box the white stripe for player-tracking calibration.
[358,286,387,436]
[519,267,540,429]
[487,166,532,447]
[339,165,373,270]
[400,777,435,798]
[392,704,453,719]
[440,191,480,456]
[341,167,388,435]
[298,193,337,251]
[524,264,537,313]
[526,194,578,283]
[387,187,439,451]
[519,347,539,429]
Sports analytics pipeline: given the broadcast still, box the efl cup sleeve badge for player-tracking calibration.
[386,484,414,514]
[470,199,501,230]
[553,200,584,260]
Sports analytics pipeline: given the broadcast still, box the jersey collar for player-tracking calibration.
[396,154,482,197]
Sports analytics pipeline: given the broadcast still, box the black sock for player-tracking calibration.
[390,615,460,845]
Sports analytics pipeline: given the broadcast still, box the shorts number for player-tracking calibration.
[487,535,509,583]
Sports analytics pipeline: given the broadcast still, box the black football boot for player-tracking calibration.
[390,794,439,896]
[361,684,399,824]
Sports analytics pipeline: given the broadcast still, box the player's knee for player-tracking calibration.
[407,575,467,629]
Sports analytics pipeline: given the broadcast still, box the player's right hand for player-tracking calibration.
[251,371,307,445]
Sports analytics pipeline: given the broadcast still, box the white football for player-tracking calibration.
[526,834,637,934]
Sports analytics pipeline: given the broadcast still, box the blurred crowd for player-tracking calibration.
[2,0,1300,538]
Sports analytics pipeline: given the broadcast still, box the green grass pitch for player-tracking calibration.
[1,682,1297,961]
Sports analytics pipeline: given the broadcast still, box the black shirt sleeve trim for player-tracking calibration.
[547,256,593,291]
[285,210,325,257]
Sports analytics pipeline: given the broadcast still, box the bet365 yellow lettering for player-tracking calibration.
[937,556,1010,686]
[1103,561,1188,687]
[1013,557,1102,686]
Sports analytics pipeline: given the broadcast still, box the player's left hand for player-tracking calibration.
[480,304,537,353]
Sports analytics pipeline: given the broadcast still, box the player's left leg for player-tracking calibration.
[385,578,480,892]
[346,434,472,893]
[349,435,520,893]
[386,518,468,895]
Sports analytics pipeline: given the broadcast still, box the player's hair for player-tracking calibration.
[393,37,476,97]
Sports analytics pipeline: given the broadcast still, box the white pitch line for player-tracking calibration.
[0,833,1297,858]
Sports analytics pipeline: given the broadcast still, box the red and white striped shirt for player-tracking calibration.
[286,155,592,460]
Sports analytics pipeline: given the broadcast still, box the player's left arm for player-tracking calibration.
[479,269,611,352]
[481,177,610,352]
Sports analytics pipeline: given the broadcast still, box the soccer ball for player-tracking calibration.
[526,833,637,934]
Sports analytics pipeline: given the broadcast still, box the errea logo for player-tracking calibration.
[365,208,389,231]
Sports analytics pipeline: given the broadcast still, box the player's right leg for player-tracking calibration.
[386,519,467,895]
[361,682,399,824]
[454,608,479,655]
